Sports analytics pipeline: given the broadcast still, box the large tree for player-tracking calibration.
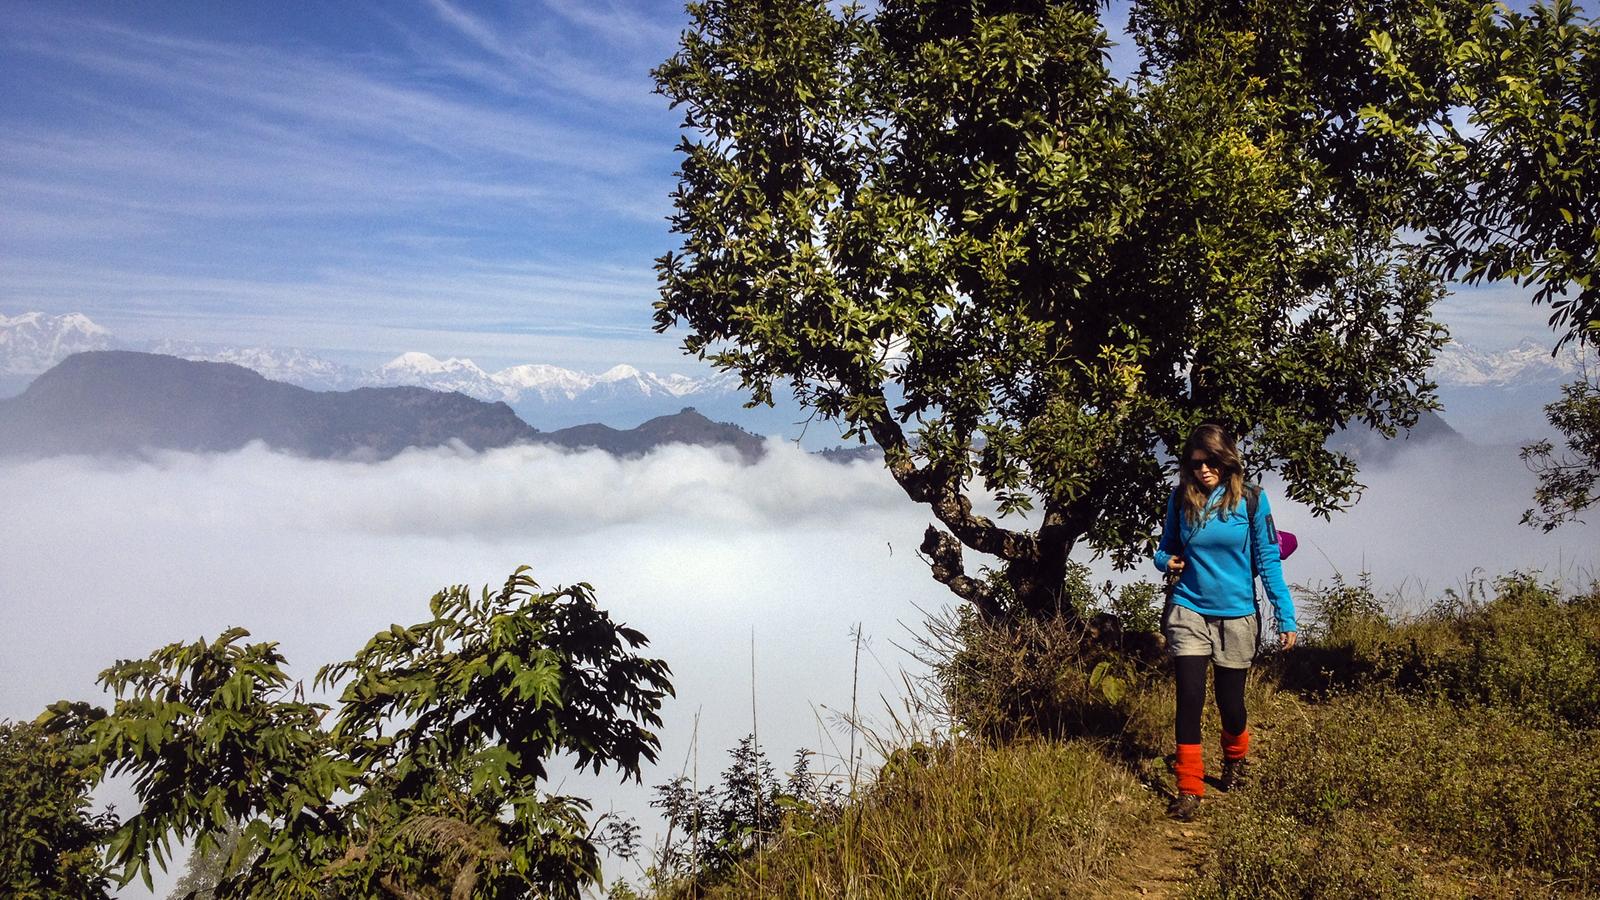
[1365,0,1600,528]
[653,0,1446,618]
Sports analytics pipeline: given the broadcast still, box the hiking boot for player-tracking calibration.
[1166,792,1201,821]
[1219,758,1250,793]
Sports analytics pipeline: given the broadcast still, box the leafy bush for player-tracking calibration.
[49,566,672,900]
[0,709,117,899]
[1100,578,1165,636]
[926,602,1171,756]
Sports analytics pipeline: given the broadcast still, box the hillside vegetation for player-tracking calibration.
[627,572,1600,898]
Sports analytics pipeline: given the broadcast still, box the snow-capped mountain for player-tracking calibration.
[1431,339,1588,387]
[0,313,739,408]
[0,311,116,375]
[495,363,593,402]
[1430,339,1595,445]
[145,340,364,391]
[369,351,509,399]
[364,352,725,406]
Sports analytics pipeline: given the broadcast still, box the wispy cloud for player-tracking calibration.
[425,0,527,63]
[540,0,686,50]
[1,2,1562,372]
[0,5,683,361]
[1437,281,1574,350]
[0,252,664,345]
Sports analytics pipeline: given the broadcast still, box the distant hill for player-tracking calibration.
[0,311,826,442]
[0,348,1473,468]
[541,407,767,462]
[3,311,1589,447]
[1325,408,1465,464]
[0,352,785,462]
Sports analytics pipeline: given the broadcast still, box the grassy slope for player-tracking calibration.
[1193,692,1600,898]
[641,574,1600,898]
[1193,573,1600,898]
[692,740,1156,899]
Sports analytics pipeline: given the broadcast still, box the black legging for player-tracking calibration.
[1174,656,1248,745]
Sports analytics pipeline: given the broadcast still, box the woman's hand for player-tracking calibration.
[1166,557,1185,573]
[1279,631,1297,650]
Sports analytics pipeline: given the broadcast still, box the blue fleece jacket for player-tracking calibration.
[1153,484,1296,632]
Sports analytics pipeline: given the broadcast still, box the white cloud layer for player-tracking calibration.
[2,436,1595,892]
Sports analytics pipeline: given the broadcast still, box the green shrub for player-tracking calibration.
[1435,573,1600,725]
[928,603,1172,757]
[0,711,117,900]
[58,566,671,899]
[1099,578,1165,636]
[1280,573,1600,727]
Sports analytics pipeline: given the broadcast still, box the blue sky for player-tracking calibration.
[0,0,1556,374]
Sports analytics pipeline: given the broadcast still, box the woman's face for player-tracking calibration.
[1187,451,1222,491]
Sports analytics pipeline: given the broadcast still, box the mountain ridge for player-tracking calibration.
[4,311,1570,448]
[0,351,777,463]
[8,311,1589,401]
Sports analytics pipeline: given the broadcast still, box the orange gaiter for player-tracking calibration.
[1175,743,1205,796]
[1221,728,1250,761]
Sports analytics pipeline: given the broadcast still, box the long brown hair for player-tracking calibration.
[1178,424,1245,525]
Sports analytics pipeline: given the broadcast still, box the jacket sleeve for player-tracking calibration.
[1153,490,1179,573]
[1252,491,1296,632]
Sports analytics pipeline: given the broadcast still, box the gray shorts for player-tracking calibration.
[1163,604,1258,668]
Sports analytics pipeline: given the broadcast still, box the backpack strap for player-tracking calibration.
[1245,484,1261,580]
[1243,483,1283,579]
[1160,487,1186,628]
[1170,487,1188,558]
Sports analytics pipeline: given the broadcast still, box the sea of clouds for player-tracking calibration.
[3,436,1596,892]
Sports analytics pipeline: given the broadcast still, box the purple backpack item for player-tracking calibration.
[1242,484,1295,570]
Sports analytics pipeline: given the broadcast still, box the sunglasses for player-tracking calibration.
[1185,456,1222,471]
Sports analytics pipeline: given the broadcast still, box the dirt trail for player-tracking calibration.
[1096,708,1286,897]
[1097,806,1211,899]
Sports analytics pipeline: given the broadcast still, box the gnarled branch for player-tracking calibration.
[919,526,1005,620]
[865,401,1038,565]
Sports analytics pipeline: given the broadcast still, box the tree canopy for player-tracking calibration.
[654,0,1447,617]
[45,566,671,899]
[1364,0,1600,527]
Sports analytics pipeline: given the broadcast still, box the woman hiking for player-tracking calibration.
[1154,424,1296,820]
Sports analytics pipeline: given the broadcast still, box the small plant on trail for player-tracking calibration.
[1098,578,1165,636]
[1306,570,1389,640]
